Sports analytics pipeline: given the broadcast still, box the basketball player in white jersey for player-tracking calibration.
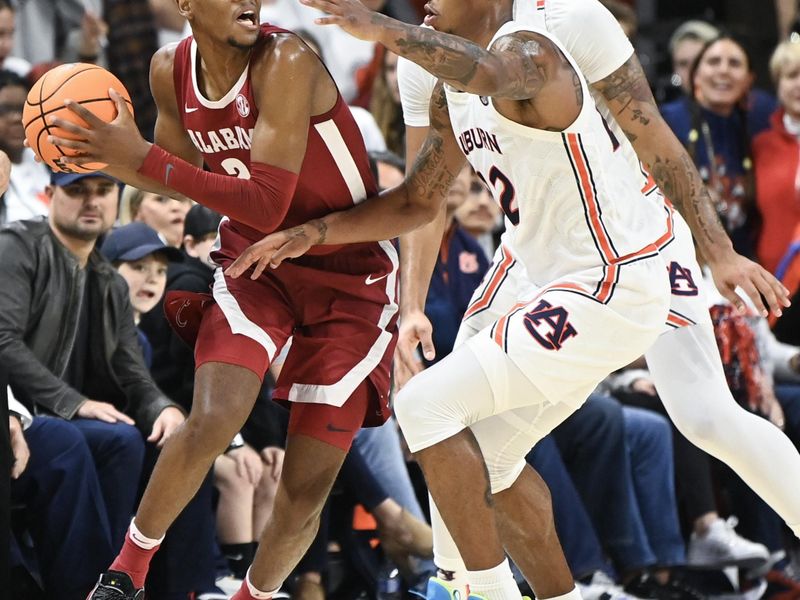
[391,0,800,596]
[225,1,695,599]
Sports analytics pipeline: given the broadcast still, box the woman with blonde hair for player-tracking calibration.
[753,39,800,273]
[120,186,192,248]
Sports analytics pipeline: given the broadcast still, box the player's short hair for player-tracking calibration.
[0,1,13,11]
[0,69,29,93]
[668,20,720,56]
[770,39,800,84]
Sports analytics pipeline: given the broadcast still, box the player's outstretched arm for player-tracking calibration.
[300,0,548,100]
[592,55,790,317]
[226,83,466,279]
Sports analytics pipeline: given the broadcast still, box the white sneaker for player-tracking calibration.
[687,517,770,570]
[215,575,242,596]
[577,571,646,600]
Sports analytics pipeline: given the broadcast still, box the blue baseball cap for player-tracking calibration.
[101,222,184,263]
[50,171,120,186]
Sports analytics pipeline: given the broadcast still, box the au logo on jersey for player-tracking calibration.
[523,300,577,351]
[668,261,698,296]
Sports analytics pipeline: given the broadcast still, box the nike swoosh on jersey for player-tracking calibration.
[165,163,174,185]
[365,273,390,285]
[185,104,199,113]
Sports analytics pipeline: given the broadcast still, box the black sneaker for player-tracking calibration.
[86,570,144,600]
[624,574,705,600]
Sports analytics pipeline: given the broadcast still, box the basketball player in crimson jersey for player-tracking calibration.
[46,2,398,600]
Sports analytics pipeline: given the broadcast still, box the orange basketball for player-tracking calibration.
[22,63,134,173]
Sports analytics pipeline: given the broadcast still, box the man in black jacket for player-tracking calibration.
[0,171,185,587]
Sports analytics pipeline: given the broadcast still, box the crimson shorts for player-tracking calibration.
[166,240,399,450]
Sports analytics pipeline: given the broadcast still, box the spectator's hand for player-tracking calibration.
[261,446,284,483]
[77,399,135,425]
[9,416,29,479]
[78,10,108,60]
[708,251,790,318]
[300,0,386,41]
[394,309,434,389]
[225,221,322,278]
[0,150,11,195]
[48,89,151,171]
[630,378,657,396]
[229,444,264,486]
[147,406,185,447]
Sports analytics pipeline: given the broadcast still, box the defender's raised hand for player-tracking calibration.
[300,0,386,41]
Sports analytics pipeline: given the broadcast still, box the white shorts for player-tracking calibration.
[397,250,670,491]
[458,251,671,411]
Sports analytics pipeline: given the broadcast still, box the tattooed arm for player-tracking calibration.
[225,83,467,277]
[300,0,555,99]
[592,54,730,261]
[593,54,789,316]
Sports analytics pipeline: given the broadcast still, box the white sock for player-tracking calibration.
[431,495,470,597]
[129,519,164,550]
[437,568,470,598]
[541,585,583,600]
[245,569,282,599]
[467,558,521,600]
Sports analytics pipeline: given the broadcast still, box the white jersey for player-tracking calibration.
[398,0,662,208]
[445,21,666,286]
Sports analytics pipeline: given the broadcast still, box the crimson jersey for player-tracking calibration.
[171,24,378,257]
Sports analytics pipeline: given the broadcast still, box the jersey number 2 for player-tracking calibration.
[221,158,251,179]
[477,166,519,226]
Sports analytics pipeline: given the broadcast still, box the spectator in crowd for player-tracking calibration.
[136,203,218,504]
[668,20,720,96]
[0,70,50,225]
[102,0,160,140]
[140,204,222,411]
[119,186,192,247]
[661,35,775,258]
[149,0,187,46]
[369,48,404,156]
[0,170,184,552]
[100,222,182,357]
[0,1,29,77]
[10,386,119,600]
[453,172,502,261]
[777,0,800,39]
[12,0,100,65]
[754,39,800,274]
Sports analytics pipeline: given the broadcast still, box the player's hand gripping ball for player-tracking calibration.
[22,63,134,173]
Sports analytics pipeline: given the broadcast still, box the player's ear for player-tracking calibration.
[175,0,191,19]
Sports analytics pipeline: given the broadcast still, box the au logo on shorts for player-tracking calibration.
[523,299,577,351]
[668,261,699,296]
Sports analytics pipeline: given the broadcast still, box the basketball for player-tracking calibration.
[22,63,134,173]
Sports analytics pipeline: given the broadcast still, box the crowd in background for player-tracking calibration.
[6,0,800,599]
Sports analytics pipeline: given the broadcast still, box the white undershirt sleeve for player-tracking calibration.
[398,55,437,128]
